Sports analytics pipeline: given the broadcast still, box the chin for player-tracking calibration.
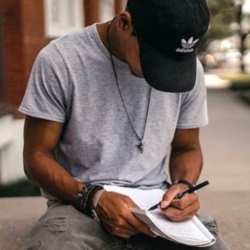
[130,69,144,78]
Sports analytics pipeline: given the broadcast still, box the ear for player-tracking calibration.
[116,11,133,32]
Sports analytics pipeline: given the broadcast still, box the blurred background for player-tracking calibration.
[0,0,127,193]
[0,0,250,197]
[0,0,249,249]
[2,0,249,191]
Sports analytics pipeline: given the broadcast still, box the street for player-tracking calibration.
[199,88,250,250]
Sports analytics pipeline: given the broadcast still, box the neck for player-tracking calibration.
[97,19,124,61]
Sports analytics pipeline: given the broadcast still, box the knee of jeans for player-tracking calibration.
[43,216,67,234]
[198,215,219,235]
[27,217,68,249]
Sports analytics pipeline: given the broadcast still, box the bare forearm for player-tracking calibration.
[23,117,83,205]
[169,147,203,184]
[24,151,83,205]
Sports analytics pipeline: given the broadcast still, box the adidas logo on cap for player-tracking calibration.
[176,37,199,53]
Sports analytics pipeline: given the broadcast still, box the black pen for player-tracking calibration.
[148,180,209,211]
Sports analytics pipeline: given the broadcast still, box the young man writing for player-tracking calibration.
[19,0,228,249]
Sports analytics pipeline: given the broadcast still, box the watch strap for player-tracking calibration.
[173,179,194,189]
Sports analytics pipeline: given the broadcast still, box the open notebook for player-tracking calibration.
[104,185,216,247]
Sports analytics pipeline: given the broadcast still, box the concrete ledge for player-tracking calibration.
[0,193,249,250]
[0,197,46,250]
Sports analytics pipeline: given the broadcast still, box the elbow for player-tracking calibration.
[23,162,37,184]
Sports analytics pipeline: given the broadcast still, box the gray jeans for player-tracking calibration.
[26,203,229,250]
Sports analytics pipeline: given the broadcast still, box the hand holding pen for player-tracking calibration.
[148,180,209,211]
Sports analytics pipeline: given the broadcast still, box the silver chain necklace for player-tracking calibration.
[107,21,152,153]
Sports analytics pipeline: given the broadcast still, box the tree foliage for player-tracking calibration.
[208,0,237,39]
[199,0,239,52]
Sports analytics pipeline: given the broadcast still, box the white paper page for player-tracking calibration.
[149,210,215,245]
[191,216,216,242]
[104,185,165,209]
[104,185,216,247]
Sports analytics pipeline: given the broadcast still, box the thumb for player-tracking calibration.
[160,200,170,209]
[160,186,182,208]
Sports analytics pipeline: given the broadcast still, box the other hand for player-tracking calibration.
[95,191,156,239]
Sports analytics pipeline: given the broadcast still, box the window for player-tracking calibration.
[99,0,127,22]
[44,0,84,38]
[99,0,115,22]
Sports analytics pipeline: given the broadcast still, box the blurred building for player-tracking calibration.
[0,0,126,183]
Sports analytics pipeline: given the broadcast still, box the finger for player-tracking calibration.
[101,205,156,238]
[128,213,157,238]
[113,214,156,238]
[121,199,157,238]
[165,209,197,222]
[171,193,199,210]
[105,225,137,239]
[160,184,189,209]
[102,213,140,238]
[105,225,135,239]
[161,200,200,221]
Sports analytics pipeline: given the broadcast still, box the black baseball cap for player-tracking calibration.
[127,0,210,92]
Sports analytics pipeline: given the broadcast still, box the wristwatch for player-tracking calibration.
[173,179,195,189]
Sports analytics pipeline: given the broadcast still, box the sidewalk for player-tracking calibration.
[199,88,250,250]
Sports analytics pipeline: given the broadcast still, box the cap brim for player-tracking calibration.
[139,40,197,93]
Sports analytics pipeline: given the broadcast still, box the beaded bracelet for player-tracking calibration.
[76,184,104,220]
[76,184,91,213]
[82,185,97,215]
[85,185,103,217]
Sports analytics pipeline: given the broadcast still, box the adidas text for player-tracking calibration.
[176,48,194,53]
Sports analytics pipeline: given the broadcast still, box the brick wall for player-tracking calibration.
[21,0,50,95]
[2,0,25,110]
[1,0,122,116]
[0,1,7,109]
[2,0,50,114]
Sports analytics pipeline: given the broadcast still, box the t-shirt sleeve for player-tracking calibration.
[18,43,70,123]
[177,59,209,129]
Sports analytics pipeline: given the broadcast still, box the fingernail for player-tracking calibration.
[160,201,169,208]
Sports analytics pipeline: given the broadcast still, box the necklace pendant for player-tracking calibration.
[137,142,144,154]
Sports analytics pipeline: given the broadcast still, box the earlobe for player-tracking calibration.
[117,11,132,31]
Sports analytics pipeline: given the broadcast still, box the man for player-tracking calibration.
[19,0,228,249]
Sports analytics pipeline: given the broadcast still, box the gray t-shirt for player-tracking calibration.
[19,24,208,191]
